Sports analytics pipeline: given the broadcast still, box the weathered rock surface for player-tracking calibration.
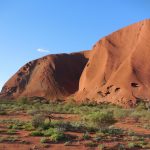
[1,19,150,107]
[0,51,90,100]
[76,19,150,107]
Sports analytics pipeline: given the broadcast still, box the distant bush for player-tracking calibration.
[130,110,150,121]
[43,128,56,136]
[42,119,51,130]
[50,131,65,142]
[102,128,124,135]
[64,141,71,146]
[113,109,130,120]
[0,110,7,115]
[27,109,39,116]
[40,137,49,143]
[80,99,98,107]
[30,130,44,136]
[31,114,45,128]
[94,132,105,142]
[82,132,90,140]
[18,97,30,104]
[85,141,97,147]
[0,105,7,115]
[8,120,27,130]
[117,143,126,150]
[143,123,150,129]
[145,102,150,111]
[82,111,116,130]
[134,101,150,113]
[138,141,148,148]
[43,127,65,142]
[23,122,34,131]
[0,136,19,143]
[128,142,136,148]
[7,129,17,135]
[127,142,146,148]
[98,144,104,150]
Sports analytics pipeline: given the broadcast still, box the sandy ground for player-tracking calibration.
[0,113,150,150]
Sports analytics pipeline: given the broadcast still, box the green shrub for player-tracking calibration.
[27,109,39,116]
[95,132,105,137]
[50,132,65,142]
[98,144,104,150]
[6,136,19,142]
[7,120,33,131]
[80,99,98,107]
[64,141,71,146]
[23,122,34,131]
[55,122,69,132]
[40,137,49,143]
[43,128,57,136]
[0,110,7,115]
[11,124,22,129]
[93,136,102,142]
[30,130,44,136]
[127,142,143,148]
[43,127,65,142]
[135,102,146,111]
[130,111,141,121]
[69,121,85,132]
[128,142,136,148]
[143,124,150,129]
[127,130,135,136]
[0,137,5,143]
[8,120,26,130]
[18,97,29,104]
[102,128,124,135]
[49,120,72,132]
[85,141,97,147]
[113,109,130,120]
[138,141,148,148]
[131,135,140,141]
[117,144,126,150]
[0,129,5,134]
[0,136,19,143]
[0,105,7,115]
[145,102,150,111]
[42,119,51,130]
[82,132,90,140]
[82,111,116,130]
[7,129,17,135]
[31,114,45,128]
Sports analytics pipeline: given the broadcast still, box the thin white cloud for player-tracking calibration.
[36,48,50,53]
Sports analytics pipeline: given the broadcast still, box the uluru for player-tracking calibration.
[1,19,150,107]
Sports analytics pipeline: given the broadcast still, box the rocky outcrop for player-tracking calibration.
[76,19,150,107]
[0,51,90,100]
[1,19,150,107]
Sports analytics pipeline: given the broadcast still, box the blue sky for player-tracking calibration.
[0,0,150,90]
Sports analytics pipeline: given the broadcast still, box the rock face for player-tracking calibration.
[76,19,150,107]
[0,51,90,100]
[1,19,150,107]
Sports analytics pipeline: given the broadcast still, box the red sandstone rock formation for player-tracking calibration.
[0,51,90,100]
[1,19,150,107]
[76,19,150,107]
